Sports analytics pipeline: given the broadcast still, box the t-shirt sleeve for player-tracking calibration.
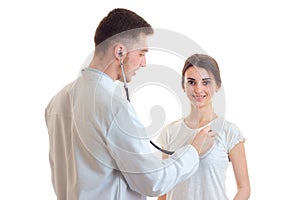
[226,123,246,153]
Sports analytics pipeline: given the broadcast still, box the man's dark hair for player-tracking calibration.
[94,8,153,48]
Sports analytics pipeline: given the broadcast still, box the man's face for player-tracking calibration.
[121,34,149,82]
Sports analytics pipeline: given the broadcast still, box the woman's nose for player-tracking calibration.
[194,82,205,91]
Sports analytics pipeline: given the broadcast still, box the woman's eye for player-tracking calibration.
[203,80,210,85]
[188,80,195,85]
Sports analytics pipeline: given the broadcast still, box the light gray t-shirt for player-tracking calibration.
[157,117,245,200]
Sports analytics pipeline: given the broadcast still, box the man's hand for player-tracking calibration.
[191,126,216,156]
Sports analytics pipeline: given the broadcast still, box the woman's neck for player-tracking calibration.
[184,104,217,129]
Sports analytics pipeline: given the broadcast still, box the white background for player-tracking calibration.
[1,0,300,199]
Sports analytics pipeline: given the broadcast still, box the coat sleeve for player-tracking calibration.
[106,104,199,197]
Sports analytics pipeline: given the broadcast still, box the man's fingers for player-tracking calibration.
[208,130,216,137]
[202,126,210,133]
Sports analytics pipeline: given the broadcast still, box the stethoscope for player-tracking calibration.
[119,50,174,155]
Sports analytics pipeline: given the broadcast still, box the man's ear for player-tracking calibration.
[114,44,127,60]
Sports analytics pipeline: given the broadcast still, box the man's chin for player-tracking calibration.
[126,77,132,82]
[120,73,134,83]
[125,74,134,82]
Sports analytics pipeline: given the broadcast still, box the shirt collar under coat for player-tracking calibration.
[81,67,124,100]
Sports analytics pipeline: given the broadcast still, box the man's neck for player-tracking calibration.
[88,54,119,81]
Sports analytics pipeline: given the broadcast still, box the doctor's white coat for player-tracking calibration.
[45,68,199,200]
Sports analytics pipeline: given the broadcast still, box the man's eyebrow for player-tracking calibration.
[141,48,148,52]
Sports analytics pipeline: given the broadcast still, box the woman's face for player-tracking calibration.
[184,66,219,108]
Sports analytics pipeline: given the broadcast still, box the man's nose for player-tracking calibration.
[140,56,146,67]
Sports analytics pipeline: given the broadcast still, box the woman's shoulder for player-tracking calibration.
[215,117,240,132]
[161,118,184,132]
[169,118,185,126]
[157,118,184,145]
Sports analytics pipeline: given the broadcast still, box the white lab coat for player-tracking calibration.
[45,68,199,200]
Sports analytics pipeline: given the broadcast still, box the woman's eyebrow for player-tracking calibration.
[186,77,211,81]
[186,77,195,80]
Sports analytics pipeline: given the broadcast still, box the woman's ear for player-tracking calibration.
[215,85,221,93]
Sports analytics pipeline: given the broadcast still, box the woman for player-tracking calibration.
[157,54,250,200]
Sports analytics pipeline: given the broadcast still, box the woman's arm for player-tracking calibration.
[229,142,251,200]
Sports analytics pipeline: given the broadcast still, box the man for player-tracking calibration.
[45,8,215,200]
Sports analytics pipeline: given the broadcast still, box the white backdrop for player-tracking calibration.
[1,0,299,199]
